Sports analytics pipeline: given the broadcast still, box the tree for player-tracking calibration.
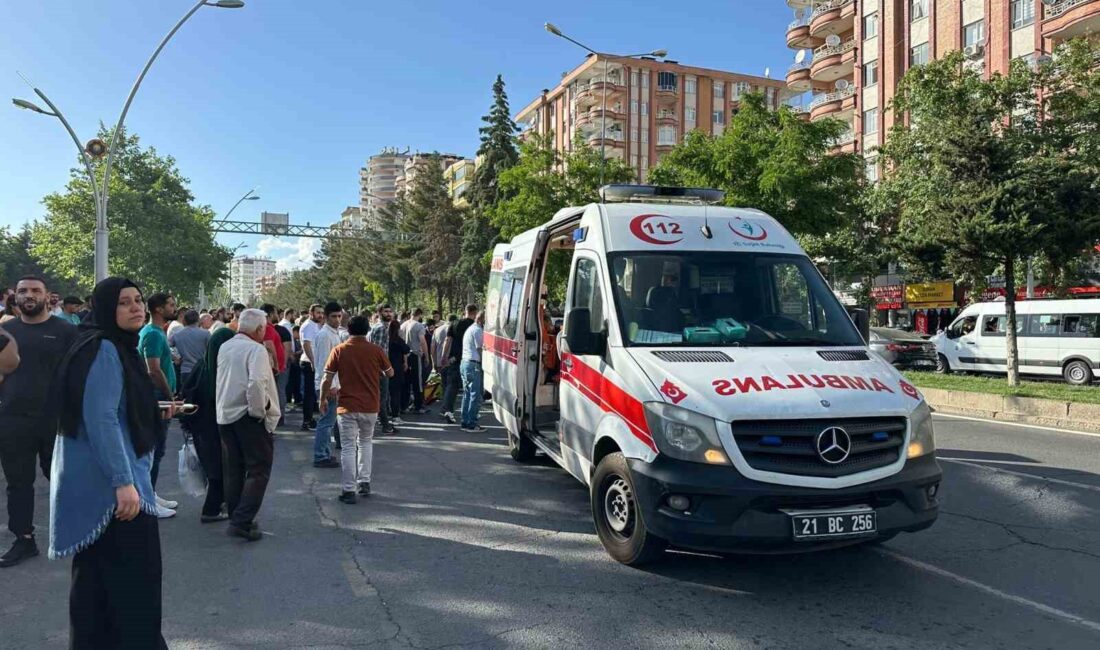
[489,132,634,241]
[874,46,1100,386]
[1,224,79,295]
[460,75,520,299]
[30,127,230,301]
[406,155,466,314]
[647,92,863,239]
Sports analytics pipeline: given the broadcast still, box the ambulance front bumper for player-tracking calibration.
[627,454,941,553]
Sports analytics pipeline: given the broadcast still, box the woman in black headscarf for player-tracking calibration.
[50,277,168,649]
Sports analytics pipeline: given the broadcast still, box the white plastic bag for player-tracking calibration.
[178,437,206,498]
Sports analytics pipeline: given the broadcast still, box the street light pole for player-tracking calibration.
[13,0,245,284]
[544,23,666,186]
[223,188,261,220]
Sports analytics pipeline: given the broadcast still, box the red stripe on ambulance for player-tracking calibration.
[561,353,656,452]
[483,332,518,364]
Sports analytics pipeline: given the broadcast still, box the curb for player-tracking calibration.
[920,387,1100,433]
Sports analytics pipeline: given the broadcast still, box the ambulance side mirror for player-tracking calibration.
[564,308,606,357]
[847,307,870,343]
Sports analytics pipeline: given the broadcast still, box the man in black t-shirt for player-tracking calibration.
[0,276,77,568]
[439,304,477,424]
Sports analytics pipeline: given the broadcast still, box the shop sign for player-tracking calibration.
[906,281,955,308]
[871,284,904,310]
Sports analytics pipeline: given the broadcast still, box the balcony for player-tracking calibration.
[809,0,856,39]
[810,38,856,83]
[787,15,818,49]
[585,129,625,149]
[1042,0,1100,43]
[655,110,678,125]
[656,83,679,99]
[573,78,626,106]
[786,61,813,92]
[575,107,626,128]
[828,129,857,153]
[808,85,856,120]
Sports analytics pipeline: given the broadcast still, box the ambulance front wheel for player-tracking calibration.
[509,429,536,462]
[592,453,667,565]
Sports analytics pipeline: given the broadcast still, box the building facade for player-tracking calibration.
[339,206,366,229]
[444,158,478,207]
[227,256,276,305]
[397,152,465,197]
[784,0,1100,178]
[515,55,789,182]
[255,271,289,299]
[360,148,410,223]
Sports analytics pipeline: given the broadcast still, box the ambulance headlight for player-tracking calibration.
[908,401,936,459]
[644,402,730,465]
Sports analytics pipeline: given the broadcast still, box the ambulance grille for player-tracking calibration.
[817,350,870,362]
[651,351,733,363]
[731,417,906,478]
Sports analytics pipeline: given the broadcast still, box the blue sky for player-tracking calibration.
[0,0,793,270]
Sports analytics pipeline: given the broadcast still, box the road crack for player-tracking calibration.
[943,510,1100,561]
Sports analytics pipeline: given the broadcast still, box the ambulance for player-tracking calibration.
[484,185,941,565]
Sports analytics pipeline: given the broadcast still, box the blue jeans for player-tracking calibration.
[459,360,483,428]
[314,396,337,462]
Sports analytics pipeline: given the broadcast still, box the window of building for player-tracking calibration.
[630,127,638,142]
[964,19,985,48]
[631,154,639,168]
[640,129,649,144]
[862,108,878,135]
[685,78,697,94]
[685,107,697,122]
[1011,0,1035,29]
[640,73,649,89]
[911,0,928,20]
[864,158,879,183]
[657,125,676,145]
[766,87,776,107]
[641,102,649,117]
[863,60,879,86]
[657,71,677,91]
[641,157,649,170]
[713,81,725,99]
[631,71,640,87]
[713,110,725,125]
[910,42,929,67]
[863,12,879,39]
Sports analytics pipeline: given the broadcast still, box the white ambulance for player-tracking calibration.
[484,185,941,565]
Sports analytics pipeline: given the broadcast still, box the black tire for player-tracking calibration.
[508,429,537,462]
[1063,359,1094,386]
[936,354,951,374]
[591,452,667,566]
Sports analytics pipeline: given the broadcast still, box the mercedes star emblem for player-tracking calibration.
[816,426,852,465]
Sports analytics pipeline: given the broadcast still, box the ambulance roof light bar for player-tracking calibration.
[598,184,725,206]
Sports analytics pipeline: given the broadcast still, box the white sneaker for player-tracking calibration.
[391,417,406,426]
[155,504,177,519]
[155,494,178,510]
[443,412,456,424]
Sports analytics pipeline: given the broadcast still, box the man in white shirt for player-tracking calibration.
[215,309,281,542]
[459,311,485,432]
[299,304,324,431]
[311,302,345,468]
[403,308,429,415]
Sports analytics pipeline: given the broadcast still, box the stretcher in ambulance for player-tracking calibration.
[484,185,941,565]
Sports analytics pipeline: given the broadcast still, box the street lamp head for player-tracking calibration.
[245,195,260,201]
[651,49,669,58]
[544,22,562,36]
[209,0,245,8]
[12,98,52,115]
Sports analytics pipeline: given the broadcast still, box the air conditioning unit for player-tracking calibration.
[964,43,985,59]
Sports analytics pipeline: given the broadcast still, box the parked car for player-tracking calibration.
[869,327,937,370]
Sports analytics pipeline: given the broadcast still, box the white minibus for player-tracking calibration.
[933,299,1100,384]
[484,185,941,565]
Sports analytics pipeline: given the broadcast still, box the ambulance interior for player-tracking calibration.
[531,228,576,433]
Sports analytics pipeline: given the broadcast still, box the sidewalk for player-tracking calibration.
[922,386,1100,433]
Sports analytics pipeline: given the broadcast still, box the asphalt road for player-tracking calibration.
[3,408,1100,649]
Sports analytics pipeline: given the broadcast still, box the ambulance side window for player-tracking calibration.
[571,258,605,333]
[502,270,525,340]
[486,271,504,336]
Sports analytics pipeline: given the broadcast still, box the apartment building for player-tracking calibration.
[360,148,410,222]
[397,152,465,197]
[255,271,289,299]
[516,55,788,182]
[227,256,276,305]
[784,0,1100,178]
[444,158,478,207]
[339,206,366,229]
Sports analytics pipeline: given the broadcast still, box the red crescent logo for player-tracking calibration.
[629,214,683,245]
[729,219,768,241]
[900,381,920,400]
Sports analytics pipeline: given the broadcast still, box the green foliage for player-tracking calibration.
[648,92,863,238]
[873,44,1100,384]
[0,224,79,295]
[29,127,230,301]
[489,132,634,241]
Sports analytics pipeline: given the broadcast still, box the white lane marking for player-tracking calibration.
[933,413,1100,439]
[877,548,1100,634]
[940,458,1100,494]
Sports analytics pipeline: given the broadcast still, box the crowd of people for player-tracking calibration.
[0,275,487,647]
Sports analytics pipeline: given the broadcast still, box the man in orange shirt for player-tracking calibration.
[319,315,393,504]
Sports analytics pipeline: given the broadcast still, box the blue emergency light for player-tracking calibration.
[572,227,588,243]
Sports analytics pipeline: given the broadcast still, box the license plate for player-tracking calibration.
[789,509,877,541]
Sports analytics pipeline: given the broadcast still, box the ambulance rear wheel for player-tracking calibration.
[509,429,536,462]
[592,453,667,566]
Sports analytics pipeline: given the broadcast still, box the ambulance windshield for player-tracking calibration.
[608,252,863,347]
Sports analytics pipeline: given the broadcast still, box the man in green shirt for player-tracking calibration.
[138,292,178,517]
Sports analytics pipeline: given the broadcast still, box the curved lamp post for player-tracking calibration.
[223,188,261,220]
[544,22,666,185]
[12,0,245,283]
